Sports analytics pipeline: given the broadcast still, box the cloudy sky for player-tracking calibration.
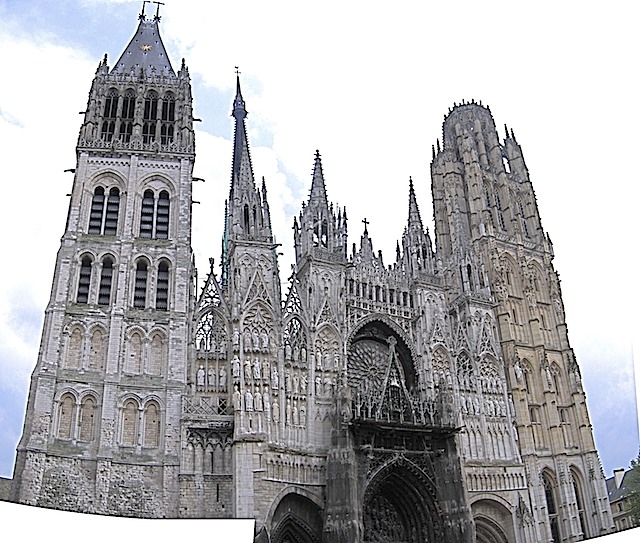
[0,0,638,498]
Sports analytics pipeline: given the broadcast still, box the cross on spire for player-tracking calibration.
[235,66,241,77]
[152,1,164,20]
[362,217,369,235]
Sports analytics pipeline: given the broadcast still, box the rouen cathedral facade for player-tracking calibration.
[11,11,614,543]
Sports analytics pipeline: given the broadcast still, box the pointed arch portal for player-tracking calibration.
[363,461,442,542]
[270,493,323,543]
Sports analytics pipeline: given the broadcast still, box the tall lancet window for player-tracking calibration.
[140,190,155,238]
[156,191,170,239]
[89,186,120,235]
[88,187,105,233]
[119,89,135,143]
[57,393,75,440]
[98,256,114,305]
[101,88,118,142]
[160,93,175,145]
[142,91,158,144]
[134,259,148,309]
[77,255,93,304]
[156,260,170,310]
[78,396,96,442]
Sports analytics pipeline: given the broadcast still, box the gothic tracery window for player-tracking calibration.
[142,91,158,144]
[119,89,135,143]
[101,88,118,141]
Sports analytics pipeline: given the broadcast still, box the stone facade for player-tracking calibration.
[12,12,613,543]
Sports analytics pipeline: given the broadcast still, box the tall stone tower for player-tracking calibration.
[12,11,196,517]
[431,101,613,541]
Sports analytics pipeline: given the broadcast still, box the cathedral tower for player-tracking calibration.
[432,101,613,541]
[12,11,196,517]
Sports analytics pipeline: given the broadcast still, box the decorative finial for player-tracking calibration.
[235,66,241,77]
[209,257,215,270]
[139,1,149,20]
[102,53,108,66]
[152,1,164,21]
[505,124,509,139]
[315,149,321,159]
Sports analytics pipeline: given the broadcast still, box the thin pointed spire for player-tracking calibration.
[309,149,328,206]
[230,73,254,194]
[408,177,423,229]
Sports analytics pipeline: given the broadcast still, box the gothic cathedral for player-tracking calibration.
[12,12,614,543]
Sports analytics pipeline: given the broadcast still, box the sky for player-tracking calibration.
[0,0,638,501]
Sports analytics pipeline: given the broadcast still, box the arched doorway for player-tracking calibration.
[472,498,515,543]
[270,493,323,543]
[363,460,442,542]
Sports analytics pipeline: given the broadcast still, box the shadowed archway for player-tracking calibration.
[270,492,323,543]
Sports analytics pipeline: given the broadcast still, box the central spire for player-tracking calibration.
[223,74,273,250]
[230,75,255,198]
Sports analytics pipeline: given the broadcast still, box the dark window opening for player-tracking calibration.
[156,191,170,239]
[104,188,120,235]
[134,260,148,308]
[101,120,115,142]
[143,92,158,120]
[156,260,170,311]
[77,255,93,304]
[98,257,113,305]
[160,123,174,145]
[88,187,105,234]
[142,122,156,144]
[140,190,155,238]
[121,91,135,119]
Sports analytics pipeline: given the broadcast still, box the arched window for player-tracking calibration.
[78,396,96,442]
[101,88,118,141]
[143,401,161,447]
[543,473,561,543]
[572,470,589,537]
[98,257,114,305]
[77,255,93,304]
[139,189,170,239]
[160,93,175,145]
[121,399,138,446]
[88,187,105,234]
[66,327,83,369]
[89,186,119,235]
[119,89,135,143]
[156,260,170,310]
[156,191,170,239]
[57,393,75,439]
[140,189,155,238]
[88,328,105,370]
[104,188,120,235]
[148,333,164,375]
[126,331,143,374]
[142,91,158,144]
[134,259,148,308]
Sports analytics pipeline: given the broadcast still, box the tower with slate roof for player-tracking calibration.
[12,8,196,517]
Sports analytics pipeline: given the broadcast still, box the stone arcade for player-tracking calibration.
[12,10,614,543]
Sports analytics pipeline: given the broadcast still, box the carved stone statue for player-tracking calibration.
[272,400,279,423]
[244,359,252,382]
[219,366,227,392]
[232,355,240,378]
[245,390,254,411]
[233,384,242,411]
[254,388,263,411]
[197,365,205,387]
[271,366,279,389]
[254,358,261,380]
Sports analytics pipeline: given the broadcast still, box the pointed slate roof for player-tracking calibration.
[230,75,255,195]
[407,177,424,230]
[111,16,175,76]
[309,150,328,207]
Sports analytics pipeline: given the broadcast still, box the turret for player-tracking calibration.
[294,151,348,263]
